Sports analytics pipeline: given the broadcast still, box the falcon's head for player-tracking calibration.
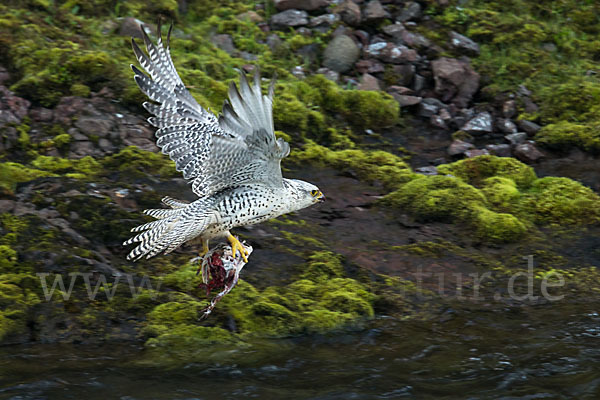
[284,179,325,210]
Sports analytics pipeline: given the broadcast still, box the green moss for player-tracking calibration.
[0,273,41,342]
[522,177,600,225]
[70,82,90,97]
[300,251,345,281]
[437,155,537,188]
[290,141,415,190]
[535,120,600,153]
[0,246,17,273]
[101,146,177,179]
[30,155,101,177]
[382,175,486,222]
[473,206,527,242]
[480,176,521,212]
[0,162,54,191]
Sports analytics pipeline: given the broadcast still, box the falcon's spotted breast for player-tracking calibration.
[123,22,324,262]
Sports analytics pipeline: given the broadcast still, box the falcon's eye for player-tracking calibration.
[310,190,319,197]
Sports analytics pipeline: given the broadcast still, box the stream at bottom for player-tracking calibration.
[2,298,600,400]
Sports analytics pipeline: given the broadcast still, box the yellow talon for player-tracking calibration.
[227,233,248,262]
[198,238,209,258]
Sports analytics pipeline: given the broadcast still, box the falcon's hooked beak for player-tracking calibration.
[311,190,325,203]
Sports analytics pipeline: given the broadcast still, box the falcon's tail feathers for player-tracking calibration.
[123,198,209,261]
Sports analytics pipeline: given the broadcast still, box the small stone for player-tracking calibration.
[504,132,528,146]
[517,85,532,97]
[388,86,414,95]
[74,117,115,138]
[430,115,447,129]
[415,166,438,175]
[417,98,446,118]
[270,9,309,30]
[462,112,493,135]
[316,68,339,82]
[503,100,516,118]
[365,42,418,64]
[0,66,10,85]
[296,43,320,64]
[514,142,544,163]
[357,73,381,91]
[237,10,264,23]
[291,65,306,79]
[485,144,512,157]
[364,0,389,22]
[449,31,480,56]
[309,14,339,33]
[465,149,490,158]
[496,118,517,134]
[448,139,474,156]
[335,0,362,26]
[412,74,426,92]
[517,120,541,136]
[394,95,422,107]
[523,98,539,113]
[0,200,15,213]
[355,59,385,74]
[266,34,283,52]
[98,138,115,152]
[397,1,422,22]
[382,23,406,39]
[274,0,329,11]
[323,35,360,73]
[212,34,236,55]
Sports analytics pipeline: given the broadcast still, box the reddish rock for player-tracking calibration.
[364,0,389,22]
[514,142,544,163]
[485,144,512,157]
[355,59,384,74]
[393,94,422,107]
[237,11,263,23]
[335,0,362,26]
[358,73,381,91]
[447,139,474,156]
[465,149,490,158]
[431,57,480,108]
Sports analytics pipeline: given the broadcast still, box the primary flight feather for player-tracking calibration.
[123,22,324,262]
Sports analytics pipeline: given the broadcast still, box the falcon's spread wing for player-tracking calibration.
[131,22,289,197]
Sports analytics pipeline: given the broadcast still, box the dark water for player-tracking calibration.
[2,301,600,400]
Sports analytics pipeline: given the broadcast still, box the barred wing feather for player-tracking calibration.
[130,22,290,197]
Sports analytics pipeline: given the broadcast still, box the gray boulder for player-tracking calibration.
[323,35,360,73]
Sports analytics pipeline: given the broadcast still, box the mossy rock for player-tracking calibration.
[535,120,600,153]
[291,141,415,190]
[0,162,54,191]
[473,206,527,242]
[382,175,487,222]
[480,176,521,212]
[522,177,600,225]
[437,155,537,188]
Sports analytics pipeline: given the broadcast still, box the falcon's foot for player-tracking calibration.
[227,233,249,262]
[199,239,210,258]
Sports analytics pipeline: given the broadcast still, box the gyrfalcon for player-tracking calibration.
[123,22,324,262]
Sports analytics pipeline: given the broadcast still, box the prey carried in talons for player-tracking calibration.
[227,233,249,263]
